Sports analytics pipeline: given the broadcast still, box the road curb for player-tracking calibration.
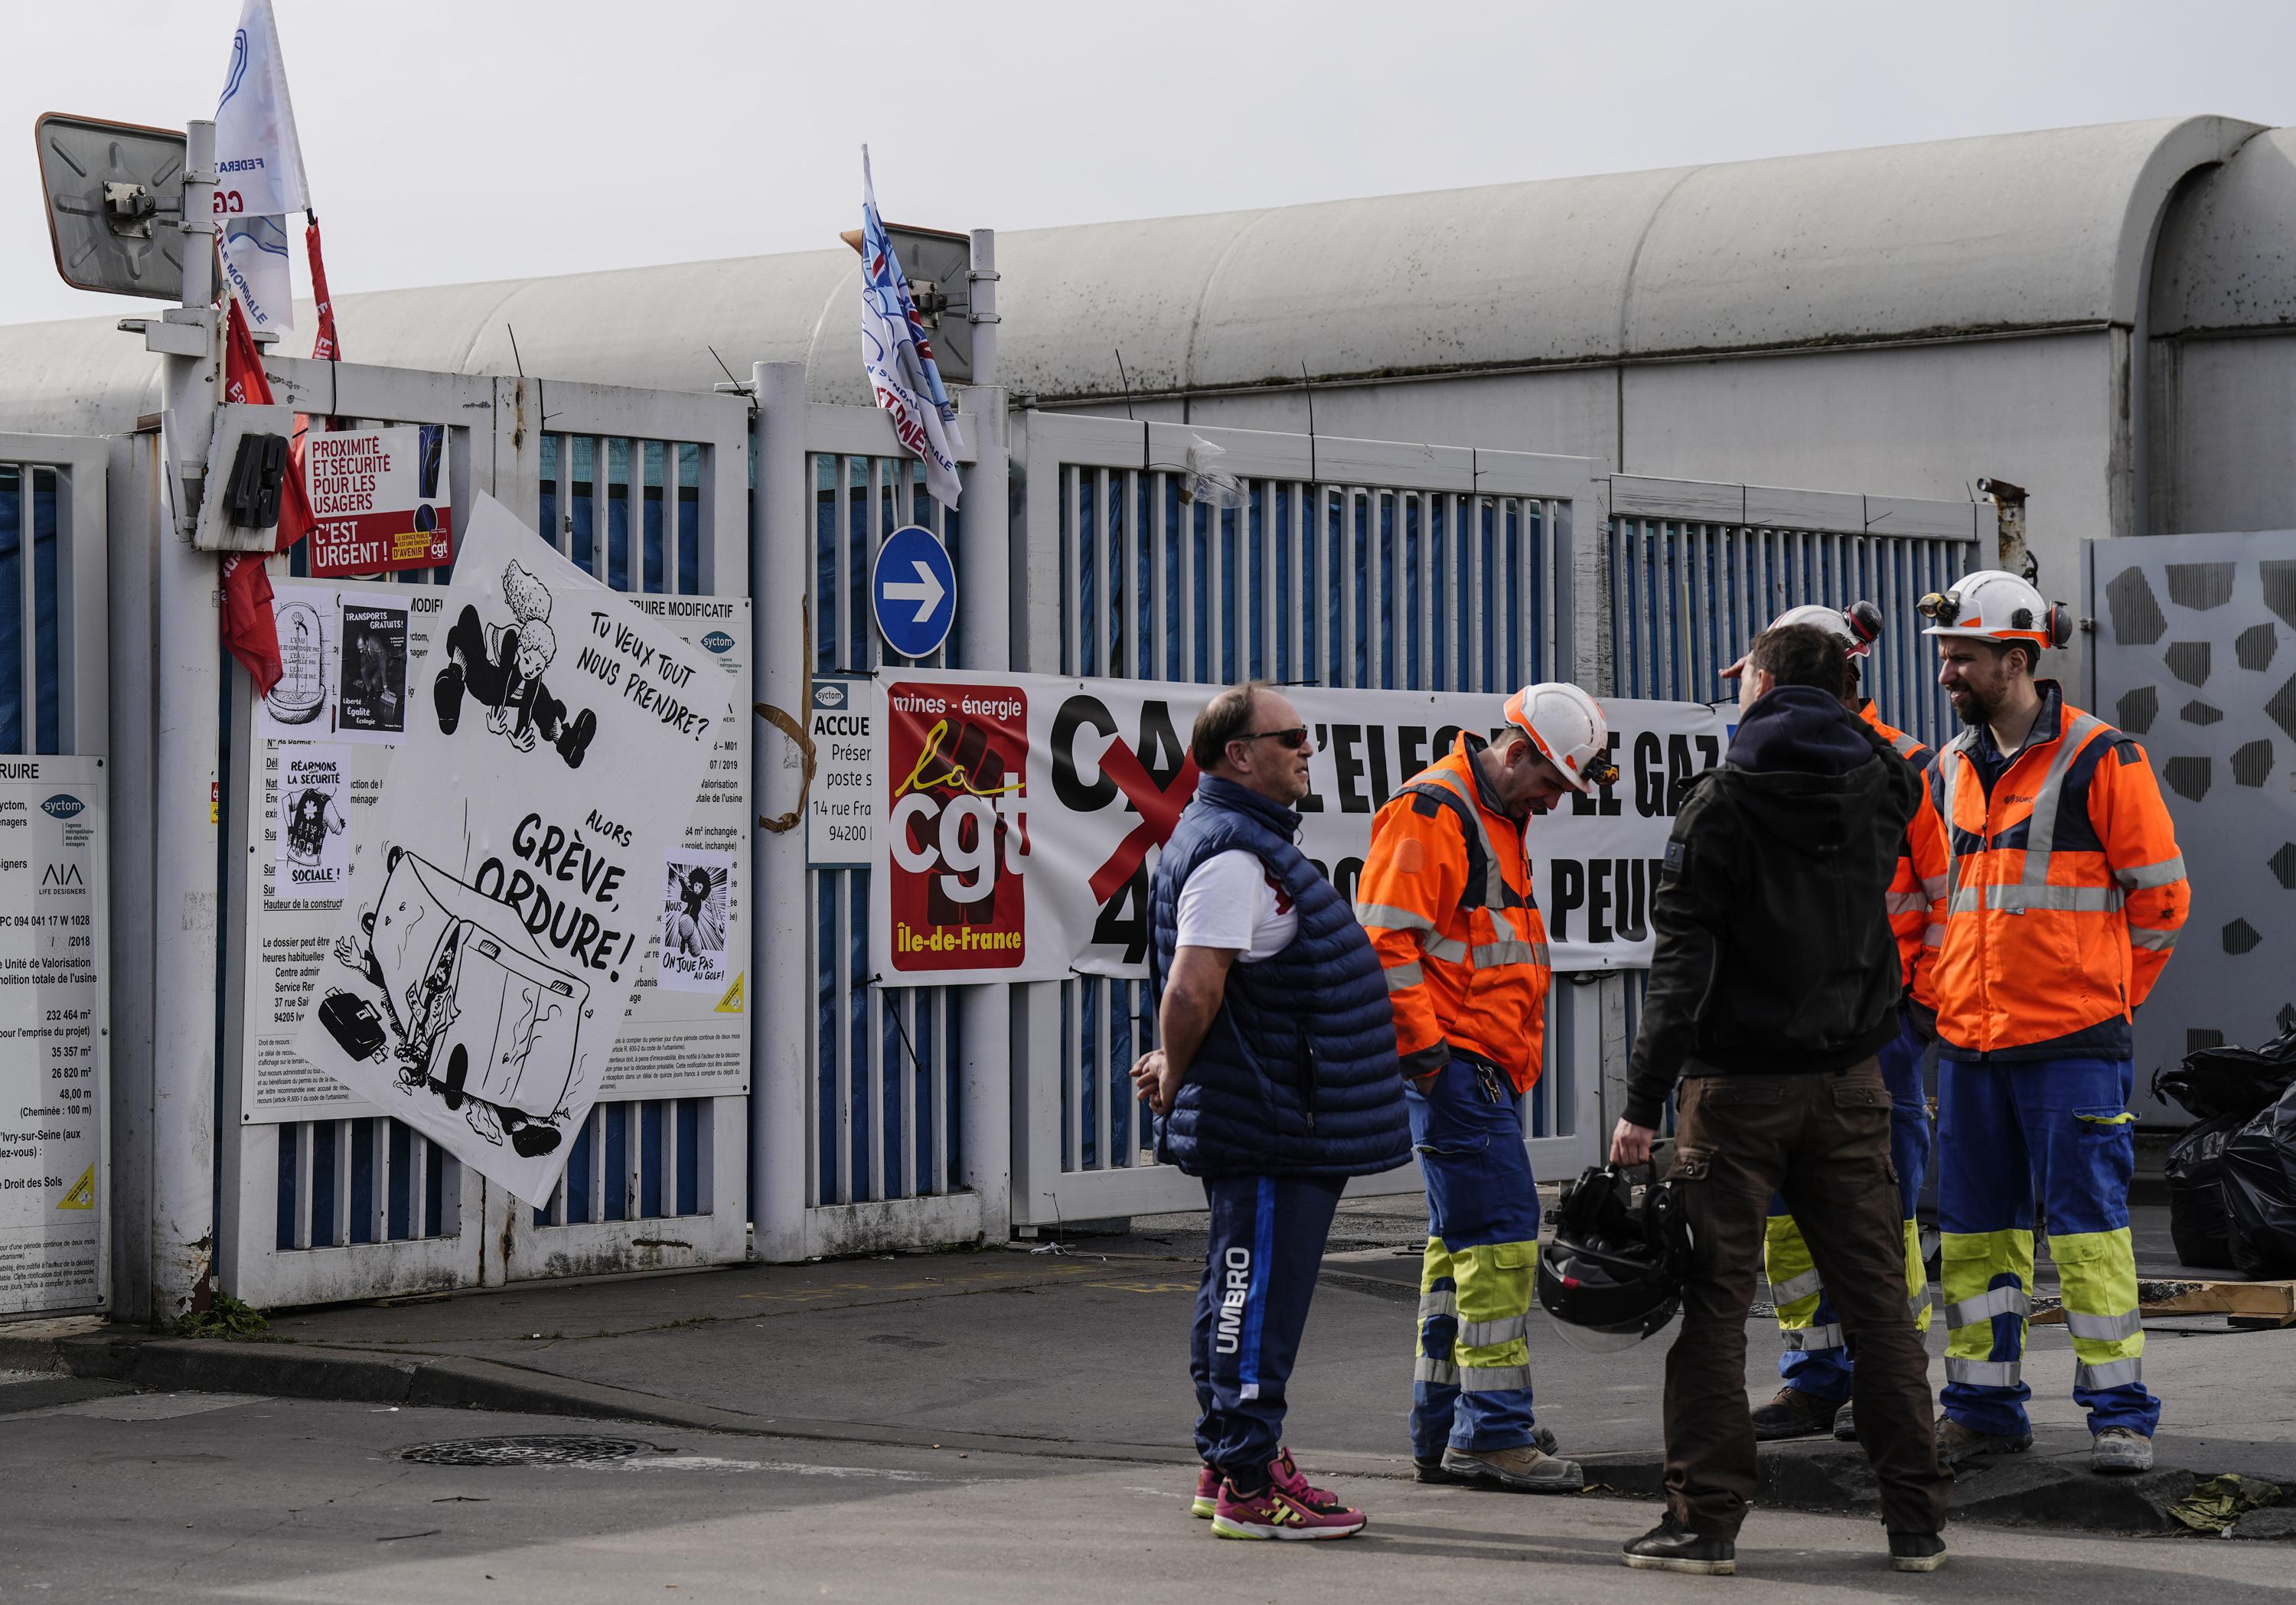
[0,1326,2256,1532]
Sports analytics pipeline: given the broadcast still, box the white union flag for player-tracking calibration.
[859,148,964,510]
[214,0,308,333]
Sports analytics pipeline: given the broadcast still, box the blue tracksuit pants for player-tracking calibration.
[1938,1055,2160,1437]
[1191,1173,1345,1484]
[1767,1010,1935,1401]
[1409,1055,1544,1459]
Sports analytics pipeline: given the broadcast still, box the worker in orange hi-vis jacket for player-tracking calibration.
[1719,603,1951,1450]
[1916,569,2189,1478]
[1353,683,1619,1496]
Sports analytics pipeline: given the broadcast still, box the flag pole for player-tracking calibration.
[149,117,226,1322]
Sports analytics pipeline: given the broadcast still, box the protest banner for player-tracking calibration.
[290,495,724,1205]
[871,670,1725,985]
[305,426,454,576]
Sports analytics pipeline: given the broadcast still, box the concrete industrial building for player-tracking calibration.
[8,115,2296,611]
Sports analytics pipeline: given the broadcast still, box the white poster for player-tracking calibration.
[0,758,108,1317]
[290,495,724,1205]
[275,744,351,892]
[239,592,751,1124]
[657,850,732,993]
[807,675,879,866]
[605,595,751,1095]
[870,670,1726,986]
[236,585,445,1124]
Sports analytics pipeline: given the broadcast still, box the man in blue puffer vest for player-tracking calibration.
[1131,680,1412,1541]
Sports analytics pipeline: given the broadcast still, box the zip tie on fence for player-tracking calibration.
[755,608,818,833]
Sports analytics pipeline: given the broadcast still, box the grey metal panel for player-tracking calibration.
[2086,530,2296,1087]
[1613,475,1743,524]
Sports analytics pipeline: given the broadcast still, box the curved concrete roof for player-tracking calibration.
[0,115,2262,437]
[2149,126,2296,335]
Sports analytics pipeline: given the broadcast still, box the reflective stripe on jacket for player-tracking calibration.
[1925,687,2189,1059]
[1861,703,1949,1010]
[1354,736,1551,1091]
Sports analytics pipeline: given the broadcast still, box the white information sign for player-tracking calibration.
[807,675,879,866]
[290,496,726,1207]
[236,582,444,1123]
[0,757,109,1317]
[238,590,752,1124]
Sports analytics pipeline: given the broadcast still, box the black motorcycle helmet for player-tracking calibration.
[1536,1163,1692,1352]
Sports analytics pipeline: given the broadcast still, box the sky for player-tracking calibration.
[10,0,2296,331]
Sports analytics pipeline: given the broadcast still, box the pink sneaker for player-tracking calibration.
[1269,1448,1349,1515]
[1211,1476,1366,1541]
[1192,1463,1220,1519]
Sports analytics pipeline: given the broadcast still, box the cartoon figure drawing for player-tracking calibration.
[664,862,729,956]
[323,847,585,1159]
[282,786,347,867]
[432,559,599,768]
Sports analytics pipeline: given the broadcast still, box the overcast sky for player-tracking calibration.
[10,0,2296,330]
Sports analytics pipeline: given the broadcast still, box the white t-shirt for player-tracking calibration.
[1174,850,1300,964]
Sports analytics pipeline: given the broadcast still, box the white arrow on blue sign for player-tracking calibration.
[870,524,957,660]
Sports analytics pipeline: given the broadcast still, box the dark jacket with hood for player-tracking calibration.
[1622,684,1920,1128]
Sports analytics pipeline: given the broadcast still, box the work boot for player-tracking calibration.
[1934,1414,2032,1466]
[1440,1442,1583,1493]
[1417,1425,1558,1484]
[1750,1386,1838,1443]
[1888,1532,1948,1573]
[1622,1516,1735,1575]
[1833,1400,1857,1442]
[557,706,598,769]
[2092,1427,2155,1474]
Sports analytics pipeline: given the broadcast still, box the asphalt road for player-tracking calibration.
[4,1382,2289,1603]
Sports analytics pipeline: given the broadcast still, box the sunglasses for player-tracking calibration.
[1236,726,1311,750]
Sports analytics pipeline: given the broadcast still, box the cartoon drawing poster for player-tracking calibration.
[657,850,731,993]
[292,494,724,1206]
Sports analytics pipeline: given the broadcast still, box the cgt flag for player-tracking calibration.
[860,148,964,510]
[214,0,309,334]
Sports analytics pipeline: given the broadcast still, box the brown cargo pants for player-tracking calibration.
[1662,1059,1950,1539]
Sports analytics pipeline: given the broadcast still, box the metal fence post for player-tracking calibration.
[956,228,1011,1243]
[150,118,223,1320]
[752,361,811,1261]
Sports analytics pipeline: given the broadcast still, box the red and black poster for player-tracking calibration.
[882,681,1029,974]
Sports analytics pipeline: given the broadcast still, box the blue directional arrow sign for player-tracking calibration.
[870,524,957,660]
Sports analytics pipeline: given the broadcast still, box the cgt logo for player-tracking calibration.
[40,794,83,820]
[703,630,735,655]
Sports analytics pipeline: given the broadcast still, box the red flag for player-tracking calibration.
[220,298,319,696]
[306,217,339,364]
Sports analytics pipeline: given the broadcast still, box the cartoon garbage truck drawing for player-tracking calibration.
[324,848,584,1158]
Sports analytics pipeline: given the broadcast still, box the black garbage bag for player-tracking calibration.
[2164,1112,2244,1268]
[2152,1026,2296,1122]
[2220,1085,2296,1279]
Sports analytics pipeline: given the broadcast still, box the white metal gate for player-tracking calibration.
[1005,413,1613,1227]
[215,357,752,1308]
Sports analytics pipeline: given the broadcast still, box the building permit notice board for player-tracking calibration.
[0,756,109,1318]
[233,575,752,1132]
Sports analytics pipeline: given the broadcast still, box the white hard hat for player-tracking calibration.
[1919,569,2071,651]
[1721,599,1884,678]
[1504,682,1618,794]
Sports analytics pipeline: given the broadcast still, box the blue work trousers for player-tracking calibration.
[1937,1055,2160,1438]
[1190,1173,1345,1483]
[1409,1055,1544,1459]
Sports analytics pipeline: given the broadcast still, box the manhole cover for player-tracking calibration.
[398,1435,656,1466]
